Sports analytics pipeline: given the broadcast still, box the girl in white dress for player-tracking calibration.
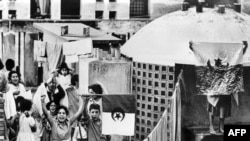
[17,99,36,141]
[56,62,72,90]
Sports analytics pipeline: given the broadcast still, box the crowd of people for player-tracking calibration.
[0,59,108,141]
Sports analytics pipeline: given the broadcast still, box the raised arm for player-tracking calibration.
[70,96,86,125]
[41,101,54,126]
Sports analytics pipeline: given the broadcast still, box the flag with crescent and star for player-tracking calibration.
[191,42,244,96]
[102,95,136,136]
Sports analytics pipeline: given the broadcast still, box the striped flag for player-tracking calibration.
[102,95,136,136]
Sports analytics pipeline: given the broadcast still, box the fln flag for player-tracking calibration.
[191,42,244,96]
[102,95,136,136]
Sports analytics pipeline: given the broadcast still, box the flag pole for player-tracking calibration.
[78,94,134,97]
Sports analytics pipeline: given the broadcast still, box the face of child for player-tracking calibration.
[89,109,100,120]
[61,68,68,76]
[48,80,56,91]
[89,88,98,99]
[49,102,56,113]
[57,109,67,122]
[11,73,19,85]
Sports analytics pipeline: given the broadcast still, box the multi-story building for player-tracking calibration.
[0,0,182,20]
[0,0,30,19]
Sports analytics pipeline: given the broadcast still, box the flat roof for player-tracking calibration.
[33,23,121,42]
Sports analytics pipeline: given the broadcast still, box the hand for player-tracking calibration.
[41,95,46,103]
[52,69,59,77]
[66,85,74,91]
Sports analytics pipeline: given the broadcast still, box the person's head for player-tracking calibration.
[16,96,25,110]
[8,71,21,85]
[46,101,57,114]
[5,59,15,71]
[59,62,69,76]
[19,98,32,112]
[88,83,103,99]
[56,105,69,123]
[0,72,8,92]
[89,103,100,120]
[71,74,79,88]
[36,7,41,14]
[214,58,222,67]
[47,77,57,92]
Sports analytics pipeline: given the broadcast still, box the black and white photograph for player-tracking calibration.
[0,0,250,141]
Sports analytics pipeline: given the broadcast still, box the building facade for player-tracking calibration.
[0,0,30,19]
[0,0,183,20]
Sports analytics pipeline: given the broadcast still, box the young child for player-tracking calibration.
[56,62,72,90]
[85,103,107,141]
[72,117,87,141]
[17,99,36,141]
[86,84,104,119]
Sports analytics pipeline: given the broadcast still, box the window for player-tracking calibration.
[95,11,103,19]
[130,0,148,18]
[109,0,116,2]
[96,0,103,2]
[0,11,2,19]
[8,10,16,19]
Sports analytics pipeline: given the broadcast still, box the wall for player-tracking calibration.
[80,0,130,20]
[0,0,8,19]
[80,0,95,20]
[24,33,39,86]
[0,0,30,19]
[149,0,182,19]
[16,0,30,19]
[51,0,61,19]
[242,0,250,14]
[97,20,149,34]
[79,58,132,94]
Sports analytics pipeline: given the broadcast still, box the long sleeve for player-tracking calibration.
[55,85,65,101]
[56,85,69,108]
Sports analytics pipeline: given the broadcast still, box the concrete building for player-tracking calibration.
[50,0,182,20]
[0,0,177,20]
[0,0,30,19]
[50,0,131,20]
[121,5,250,141]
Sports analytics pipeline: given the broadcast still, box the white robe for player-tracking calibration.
[4,86,16,119]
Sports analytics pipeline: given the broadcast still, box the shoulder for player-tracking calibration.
[19,83,26,89]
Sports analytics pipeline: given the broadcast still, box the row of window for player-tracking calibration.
[133,71,174,81]
[0,10,16,19]
[133,80,174,89]
[133,85,173,96]
[96,0,116,2]
[137,103,166,112]
[133,62,174,72]
[95,11,116,19]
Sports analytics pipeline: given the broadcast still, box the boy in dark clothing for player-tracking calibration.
[85,104,107,141]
